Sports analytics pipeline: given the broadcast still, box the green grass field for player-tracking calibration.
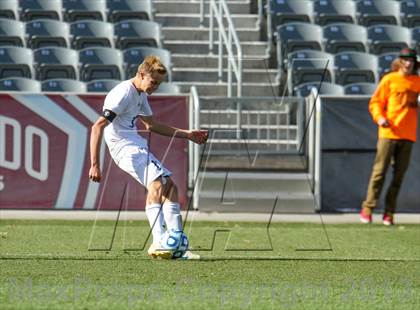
[0,220,419,309]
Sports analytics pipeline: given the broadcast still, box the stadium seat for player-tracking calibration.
[276,22,324,66]
[70,20,114,50]
[269,0,313,27]
[41,78,86,92]
[411,26,420,54]
[368,25,411,55]
[114,20,162,49]
[26,19,70,49]
[0,77,41,91]
[334,51,379,85]
[295,81,344,97]
[356,0,400,27]
[19,0,62,21]
[323,23,368,54]
[0,0,19,20]
[79,47,123,81]
[123,47,172,81]
[401,0,420,28]
[34,47,78,80]
[314,0,357,25]
[0,46,34,78]
[344,82,377,95]
[107,0,154,23]
[0,18,25,47]
[286,50,335,95]
[86,79,120,92]
[153,82,181,94]
[378,52,398,77]
[63,0,107,22]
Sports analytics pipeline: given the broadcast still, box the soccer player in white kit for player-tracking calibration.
[89,56,208,259]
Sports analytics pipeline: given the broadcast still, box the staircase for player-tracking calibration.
[155,0,279,96]
[155,0,314,213]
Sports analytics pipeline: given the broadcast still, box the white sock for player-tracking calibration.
[163,202,183,231]
[145,203,165,244]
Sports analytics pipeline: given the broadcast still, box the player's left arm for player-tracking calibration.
[139,115,208,144]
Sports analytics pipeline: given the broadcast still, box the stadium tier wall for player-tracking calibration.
[319,96,420,212]
[0,94,188,210]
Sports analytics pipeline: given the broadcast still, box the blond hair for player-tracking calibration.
[137,56,167,76]
[390,57,419,75]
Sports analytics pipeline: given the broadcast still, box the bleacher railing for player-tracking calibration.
[306,88,322,210]
[202,0,243,97]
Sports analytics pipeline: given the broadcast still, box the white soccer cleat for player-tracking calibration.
[179,250,201,260]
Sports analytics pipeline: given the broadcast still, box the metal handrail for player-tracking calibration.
[207,0,243,97]
[307,88,322,210]
[188,86,200,188]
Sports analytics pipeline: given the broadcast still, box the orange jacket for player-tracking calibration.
[369,72,420,142]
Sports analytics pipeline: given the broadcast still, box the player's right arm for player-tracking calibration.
[369,75,391,127]
[89,116,108,182]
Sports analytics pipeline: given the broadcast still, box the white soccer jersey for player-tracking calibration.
[103,80,153,160]
[102,79,171,188]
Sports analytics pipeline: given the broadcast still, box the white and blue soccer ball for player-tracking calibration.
[159,229,189,259]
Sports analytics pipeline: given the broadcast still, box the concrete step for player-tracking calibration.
[197,192,316,213]
[172,67,278,83]
[156,13,258,28]
[172,53,271,69]
[164,40,269,56]
[154,0,251,15]
[199,172,311,193]
[174,81,280,96]
[162,26,261,41]
[199,155,307,171]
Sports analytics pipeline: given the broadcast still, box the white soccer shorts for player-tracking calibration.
[114,145,172,188]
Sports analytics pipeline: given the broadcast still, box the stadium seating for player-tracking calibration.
[41,78,86,92]
[400,0,420,28]
[19,0,63,21]
[107,0,154,23]
[334,51,378,85]
[0,77,41,91]
[63,0,107,22]
[276,22,324,66]
[269,0,313,27]
[411,26,420,53]
[34,46,78,80]
[0,18,26,46]
[0,46,34,78]
[0,0,19,20]
[378,52,398,76]
[70,20,114,49]
[153,82,181,94]
[114,20,162,49]
[323,23,368,53]
[344,82,377,95]
[26,19,70,48]
[314,0,357,25]
[368,24,411,55]
[286,50,335,95]
[78,47,123,81]
[356,0,401,26]
[86,79,120,92]
[295,81,345,97]
[123,47,172,81]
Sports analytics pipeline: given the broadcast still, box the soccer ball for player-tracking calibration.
[159,230,189,259]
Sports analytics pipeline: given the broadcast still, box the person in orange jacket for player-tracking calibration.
[360,48,420,225]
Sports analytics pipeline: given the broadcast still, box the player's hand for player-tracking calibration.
[89,165,101,183]
[189,130,209,144]
[377,117,390,128]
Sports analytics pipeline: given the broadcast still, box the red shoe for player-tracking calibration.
[383,214,394,226]
[360,207,372,224]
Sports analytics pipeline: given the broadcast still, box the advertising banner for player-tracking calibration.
[0,94,188,210]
